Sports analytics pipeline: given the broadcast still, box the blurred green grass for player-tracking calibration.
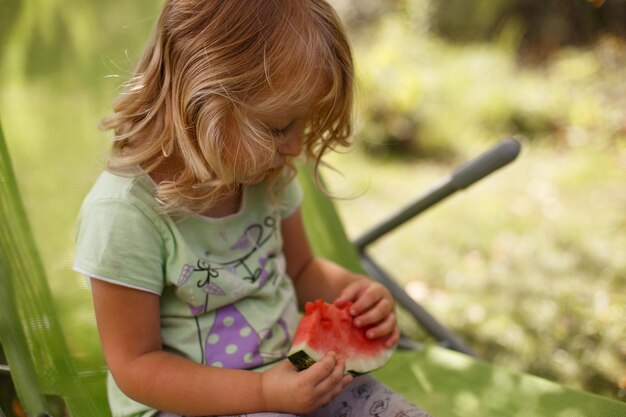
[0,0,624,404]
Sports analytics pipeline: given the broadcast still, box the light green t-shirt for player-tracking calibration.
[73,171,303,417]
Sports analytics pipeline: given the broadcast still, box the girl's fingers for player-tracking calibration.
[335,281,365,307]
[363,311,397,340]
[319,374,353,407]
[336,282,398,346]
[303,352,337,385]
[385,325,401,348]
[353,297,394,328]
[314,356,346,392]
[313,357,351,408]
[350,283,393,317]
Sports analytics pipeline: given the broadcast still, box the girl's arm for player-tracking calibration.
[283,208,400,348]
[91,279,349,415]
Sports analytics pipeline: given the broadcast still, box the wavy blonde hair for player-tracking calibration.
[101,0,354,213]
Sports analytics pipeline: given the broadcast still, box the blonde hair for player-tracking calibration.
[101,0,354,213]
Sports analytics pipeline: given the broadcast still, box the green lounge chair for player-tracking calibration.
[1,121,625,417]
[0,121,109,417]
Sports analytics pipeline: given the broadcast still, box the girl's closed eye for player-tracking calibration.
[267,121,295,137]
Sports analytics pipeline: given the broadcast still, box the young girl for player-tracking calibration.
[74,1,431,416]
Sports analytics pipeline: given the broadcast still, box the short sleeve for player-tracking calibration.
[279,177,303,219]
[73,198,165,294]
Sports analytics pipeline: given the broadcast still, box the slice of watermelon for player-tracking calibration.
[287,300,394,374]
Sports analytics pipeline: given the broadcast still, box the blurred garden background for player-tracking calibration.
[0,0,624,412]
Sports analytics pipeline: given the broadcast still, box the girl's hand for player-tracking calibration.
[261,352,352,414]
[335,280,400,348]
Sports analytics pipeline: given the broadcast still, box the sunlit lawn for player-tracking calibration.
[1,0,624,404]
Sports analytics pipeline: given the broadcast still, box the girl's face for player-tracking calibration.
[226,106,309,185]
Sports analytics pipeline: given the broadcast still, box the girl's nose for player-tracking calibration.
[278,133,303,157]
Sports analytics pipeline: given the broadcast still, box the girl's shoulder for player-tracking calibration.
[78,169,167,233]
[84,169,157,208]
[74,170,168,295]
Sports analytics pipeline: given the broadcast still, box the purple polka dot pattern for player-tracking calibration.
[204,304,264,368]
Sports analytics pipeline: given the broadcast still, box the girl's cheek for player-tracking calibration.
[222,139,276,177]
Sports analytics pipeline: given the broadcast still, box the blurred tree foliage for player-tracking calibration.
[337,0,626,54]
[430,0,626,62]
[331,0,626,160]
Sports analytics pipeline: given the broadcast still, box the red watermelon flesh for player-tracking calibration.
[287,300,394,374]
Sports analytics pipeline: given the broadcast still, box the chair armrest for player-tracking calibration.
[354,138,521,250]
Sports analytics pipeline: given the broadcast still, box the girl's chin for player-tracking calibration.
[239,163,286,185]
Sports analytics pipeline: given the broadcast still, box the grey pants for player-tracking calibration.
[156,374,431,417]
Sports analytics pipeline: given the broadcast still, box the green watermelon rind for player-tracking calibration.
[287,349,318,372]
[287,342,394,375]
